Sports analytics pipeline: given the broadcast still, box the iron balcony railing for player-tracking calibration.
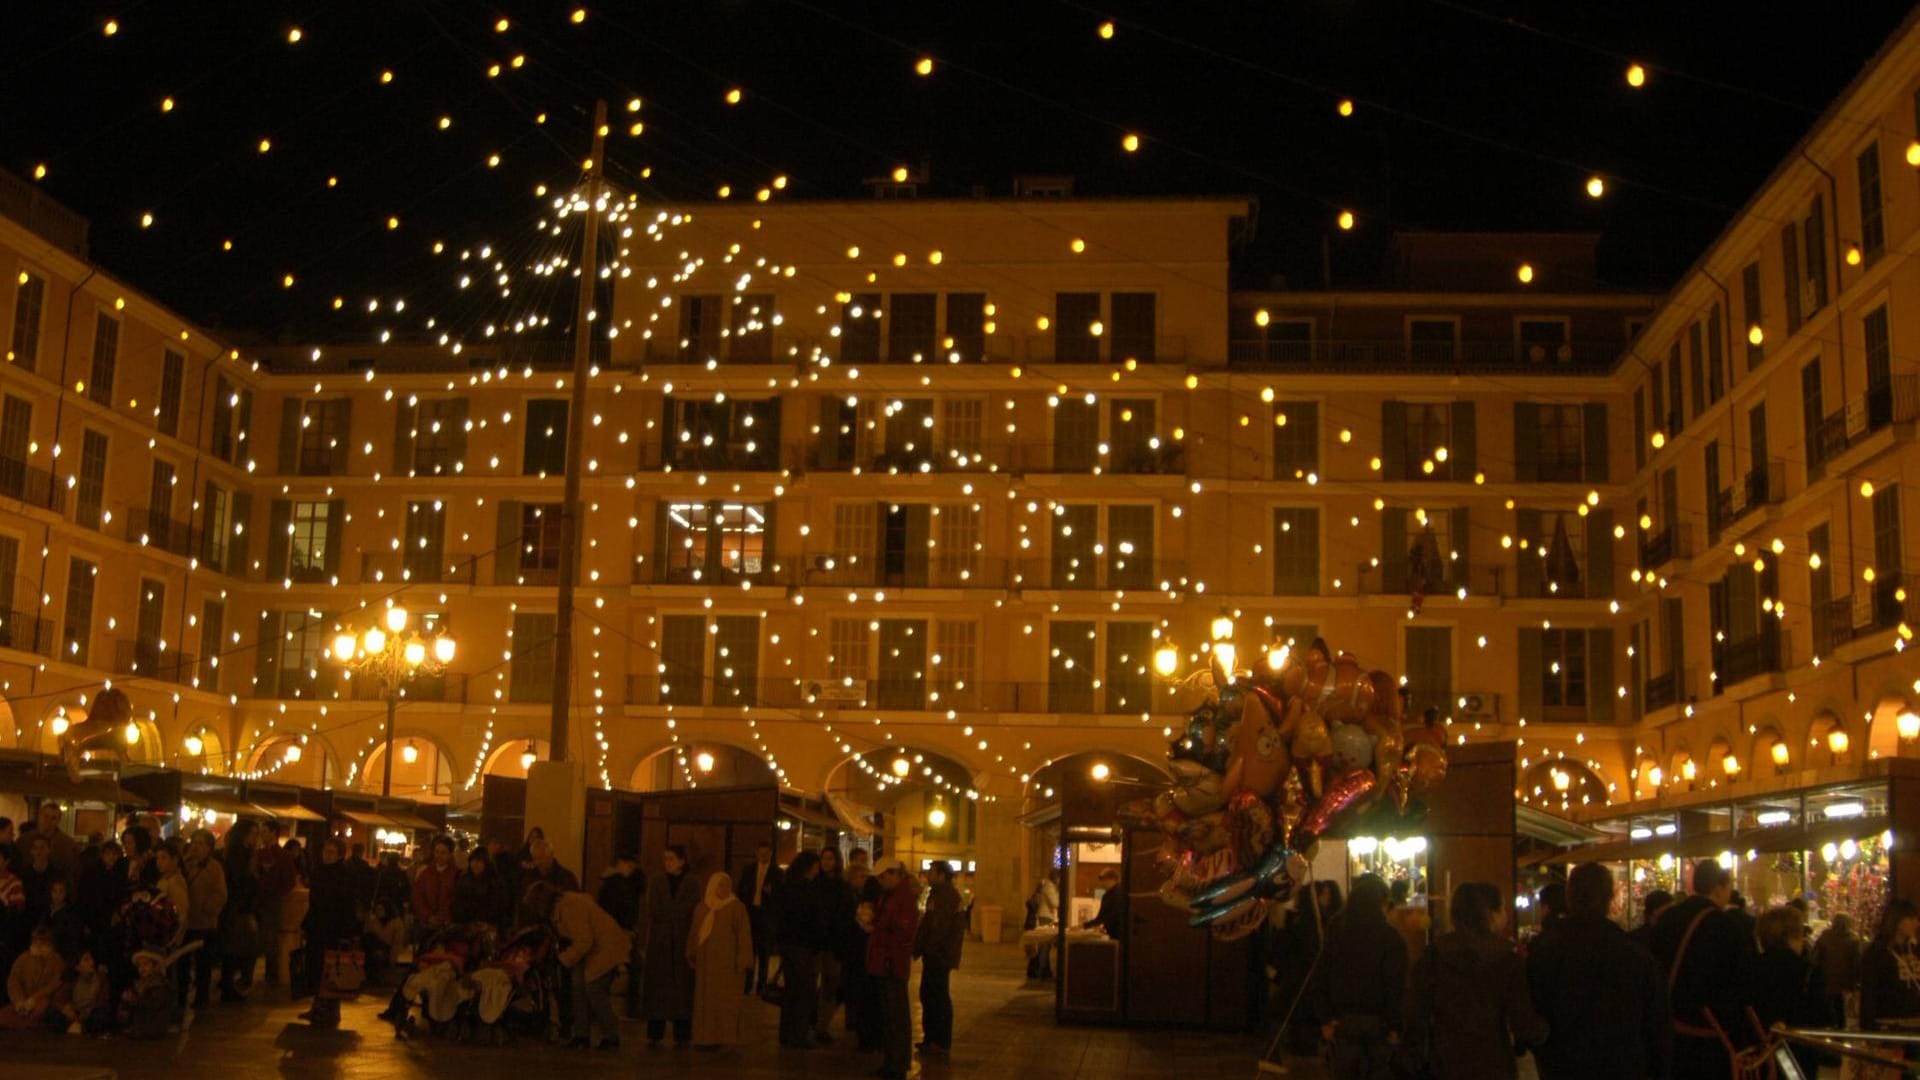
[1228,337,1619,372]
[1812,376,1918,471]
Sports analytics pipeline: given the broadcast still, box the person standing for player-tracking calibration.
[1527,862,1671,1080]
[254,823,296,987]
[23,803,78,879]
[0,845,22,973]
[813,847,854,1044]
[75,841,124,944]
[773,850,824,1049]
[1307,874,1407,1080]
[1812,911,1862,1025]
[17,834,64,935]
[1649,859,1754,1077]
[1024,871,1060,978]
[736,841,782,994]
[868,863,921,1080]
[686,871,753,1050]
[641,844,698,1047]
[410,837,459,941]
[299,839,360,1027]
[913,860,967,1058]
[1407,882,1546,1080]
[843,856,883,1050]
[1082,866,1125,938]
[1750,907,1828,1033]
[451,848,509,930]
[1628,889,1674,952]
[217,822,261,1002]
[530,881,629,1050]
[179,830,227,1012]
[1860,899,1920,1032]
[596,850,646,1018]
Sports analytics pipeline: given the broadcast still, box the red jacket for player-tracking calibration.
[412,861,459,929]
[866,881,921,979]
[256,843,297,899]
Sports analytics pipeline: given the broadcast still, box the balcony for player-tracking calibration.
[1639,523,1694,569]
[640,559,785,588]
[1711,631,1782,693]
[0,608,55,656]
[652,442,787,473]
[1228,336,1619,373]
[113,639,198,686]
[1708,459,1786,541]
[359,551,479,586]
[0,457,66,514]
[622,676,1160,715]
[124,507,197,558]
[1644,671,1678,713]
[347,671,469,705]
[1816,573,1918,653]
[1812,376,1918,473]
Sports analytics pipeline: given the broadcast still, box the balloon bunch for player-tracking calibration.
[1123,635,1449,939]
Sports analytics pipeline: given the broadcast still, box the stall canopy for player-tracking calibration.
[248,797,324,822]
[179,788,262,818]
[0,751,147,806]
[335,807,403,828]
[383,809,438,831]
[1517,805,1607,847]
[778,796,845,833]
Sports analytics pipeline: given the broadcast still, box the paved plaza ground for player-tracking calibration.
[0,944,1283,1080]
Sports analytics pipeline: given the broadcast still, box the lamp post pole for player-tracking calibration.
[381,687,398,797]
[548,98,609,766]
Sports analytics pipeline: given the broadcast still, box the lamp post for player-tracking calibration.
[331,607,456,797]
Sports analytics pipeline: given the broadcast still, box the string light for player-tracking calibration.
[915,57,935,76]
[1626,63,1646,87]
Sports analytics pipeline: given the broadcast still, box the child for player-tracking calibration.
[3,925,64,1028]
[58,949,109,1034]
[118,946,177,1038]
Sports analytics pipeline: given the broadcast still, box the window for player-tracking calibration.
[509,612,557,703]
[831,503,876,580]
[63,557,95,665]
[1110,293,1156,362]
[1402,625,1452,724]
[1405,403,1453,480]
[8,271,44,372]
[1866,304,1893,392]
[277,611,331,696]
[1688,321,1706,420]
[728,293,774,362]
[874,398,934,471]
[1632,387,1646,471]
[198,599,223,692]
[1518,509,1590,598]
[519,503,563,572]
[1054,293,1101,363]
[665,397,780,470]
[1271,401,1318,480]
[522,399,568,474]
[838,293,882,364]
[88,314,118,406]
[1741,262,1764,372]
[1408,318,1457,365]
[1540,629,1589,714]
[875,619,927,709]
[1667,343,1684,431]
[1535,405,1584,481]
[1047,621,1096,713]
[660,500,770,583]
[146,459,175,540]
[1106,398,1160,473]
[1272,508,1319,595]
[1872,484,1903,576]
[939,398,983,463]
[657,614,706,705]
[132,578,166,674]
[1518,626,1615,725]
[945,293,986,362]
[200,483,231,571]
[931,503,980,585]
[1051,504,1155,589]
[932,620,977,708]
[1782,196,1829,330]
[157,350,184,437]
[1800,359,1825,468]
[1051,505,1097,587]
[1106,504,1154,588]
[289,501,332,581]
[295,398,350,475]
[0,395,27,501]
[1808,523,1835,655]
[887,294,937,363]
[76,429,108,529]
[711,615,760,704]
[1859,142,1884,262]
[404,500,445,581]
[1706,304,1725,404]
[1051,396,1098,472]
[1105,622,1154,714]
[211,378,248,463]
[1517,319,1568,363]
[0,534,17,648]
[828,618,870,689]
[675,294,723,361]
[653,615,757,706]
[412,398,467,475]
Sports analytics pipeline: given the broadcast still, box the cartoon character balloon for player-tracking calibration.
[1124,634,1446,939]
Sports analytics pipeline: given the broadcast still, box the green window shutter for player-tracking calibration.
[1380,401,1407,480]
[1512,402,1538,482]
[1381,506,1408,593]
[393,399,416,476]
[1516,628,1543,724]
[1585,509,1614,599]
[1450,507,1471,594]
[494,500,521,585]
[277,399,302,474]
[330,400,354,475]
[254,610,284,697]
[229,491,252,576]
[265,499,292,580]
[1515,508,1544,599]
[324,499,345,576]
[1450,402,1477,478]
[1583,403,1609,482]
[1588,628,1616,725]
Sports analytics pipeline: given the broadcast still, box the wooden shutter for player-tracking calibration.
[277,398,302,474]
[495,500,521,585]
[265,499,292,580]
[1380,401,1406,480]
[254,610,284,697]
[324,499,346,576]
[229,492,252,576]
[329,400,353,475]
[447,398,470,467]
[1585,509,1614,599]
[1511,402,1538,482]
[650,501,671,584]
[1587,628,1616,725]
[393,399,416,475]
[1450,402,1476,477]
[1582,403,1609,482]
[1515,509,1543,598]
[1450,508,1471,594]
[1381,506,1408,593]
[1781,223,1802,333]
[1516,628,1543,723]
[904,505,931,586]
[816,398,844,469]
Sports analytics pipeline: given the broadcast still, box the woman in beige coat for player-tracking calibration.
[686,871,753,1049]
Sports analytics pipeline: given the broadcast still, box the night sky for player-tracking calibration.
[4,0,1913,341]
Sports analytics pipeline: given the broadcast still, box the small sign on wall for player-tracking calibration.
[1075,840,1123,864]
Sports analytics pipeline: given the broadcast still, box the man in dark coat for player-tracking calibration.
[912,860,967,1056]
[1529,862,1672,1080]
[595,851,645,1017]
[1306,874,1407,1079]
[736,841,782,994]
[1649,859,1753,1078]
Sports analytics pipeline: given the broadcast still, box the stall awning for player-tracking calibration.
[1738,815,1892,856]
[0,769,147,807]
[249,800,324,822]
[384,810,437,831]
[335,807,403,828]
[180,789,263,818]
[1516,804,1607,847]
[780,800,844,832]
[824,791,880,837]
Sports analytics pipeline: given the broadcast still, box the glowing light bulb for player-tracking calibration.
[362,628,387,655]
[1090,763,1112,782]
[1337,98,1354,117]
[892,166,909,183]
[1517,263,1534,284]
[184,735,204,756]
[285,743,302,763]
[1254,309,1271,328]
[1749,324,1764,346]
[286,26,302,43]
[1153,643,1180,677]
[1771,742,1790,766]
[385,606,410,633]
[403,640,427,666]
[1098,20,1114,39]
[1070,237,1087,253]
[1847,245,1863,267]
[725,87,743,105]
[570,8,587,24]
[695,751,716,773]
[1336,209,1355,231]
[1586,176,1606,198]
[160,96,175,113]
[433,637,456,664]
[1626,63,1646,87]
[915,57,934,76]
[927,807,948,829]
[333,633,358,660]
[891,757,912,777]
[1122,132,1140,153]
[1829,729,1850,755]
[103,19,118,36]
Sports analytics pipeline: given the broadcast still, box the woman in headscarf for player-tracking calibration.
[686,871,753,1050]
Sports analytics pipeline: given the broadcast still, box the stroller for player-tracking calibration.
[385,922,499,1040]
[466,924,566,1045]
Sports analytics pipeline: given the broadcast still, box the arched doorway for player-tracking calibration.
[179,724,227,775]
[1809,711,1853,767]
[482,738,551,781]
[245,734,334,788]
[629,741,772,792]
[1632,754,1662,799]
[826,746,982,872]
[1751,726,1790,778]
[360,735,458,802]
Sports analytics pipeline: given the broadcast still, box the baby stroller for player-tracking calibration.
[466,924,566,1046]
[385,922,499,1040]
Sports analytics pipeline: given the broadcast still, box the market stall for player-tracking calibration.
[0,749,146,841]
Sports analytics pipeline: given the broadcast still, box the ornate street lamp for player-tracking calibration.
[331,606,456,796]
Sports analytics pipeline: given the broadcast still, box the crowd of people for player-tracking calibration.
[1274,857,1912,1079]
[0,807,967,1079]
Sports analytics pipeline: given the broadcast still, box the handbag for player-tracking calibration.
[758,967,786,1006]
[321,947,367,998]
